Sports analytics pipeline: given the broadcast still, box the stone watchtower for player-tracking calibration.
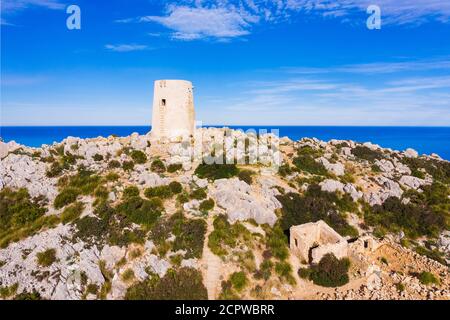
[150,80,195,141]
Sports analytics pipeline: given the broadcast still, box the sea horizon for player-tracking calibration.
[1,125,449,160]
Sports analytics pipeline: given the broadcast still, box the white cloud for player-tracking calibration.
[126,0,450,41]
[1,0,64,13]
[139,5,257,40]
[286,57,450,75]
[104,44,149,52]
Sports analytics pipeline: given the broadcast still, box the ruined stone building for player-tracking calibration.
[150,80,195,141]
[290,220,349,264]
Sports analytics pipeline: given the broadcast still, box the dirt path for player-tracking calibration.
[200,216,222,300]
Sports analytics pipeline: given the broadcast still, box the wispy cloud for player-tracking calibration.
[137,5,257,41]
[104,44,150,52]
[116,1,450,41]
[286,57,450,75]
[1,74,48,86]
[1,0,64,13]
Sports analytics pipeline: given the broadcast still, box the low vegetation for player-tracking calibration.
[277,184,359,238]
[293,146,328,176]
[300,253,350,287]
[208,215,251,257]
[36,248,57,267]
[364,182,449,239]
[418,271,440,286]
[194,163,239,181]
[125,268,208,300]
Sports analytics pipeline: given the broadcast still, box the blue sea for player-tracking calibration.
[0,126,449,160]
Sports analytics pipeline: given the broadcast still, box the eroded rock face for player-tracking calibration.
[0,154,58,200]
[0,225,104,300]
[399,175,429,190]
[211,178,278,226]
[318,157,345,176]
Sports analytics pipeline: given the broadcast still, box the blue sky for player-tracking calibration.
[1,0,450,126]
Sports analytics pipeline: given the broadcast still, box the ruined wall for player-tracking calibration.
[290,220,348,264]
[150,80,195,141]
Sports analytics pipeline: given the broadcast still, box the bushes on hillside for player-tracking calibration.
[117,196,163,227]
[123,186,140,199]
[151,159,166,173]
[418,271,440,286]
[293,146,328,176]
[130,150,147,164]
[352,146,385,162]
[36,248,57,267]
[0,188,47,233]
[230,271,247,292]
[194,163,239,181]
[304,253,350,287]
[277,184,359,238]
[60,202,84,224]
[125,268,208,300]
[208,215,250,256]
[167,163,182,173]
[199,198,215,213]
[365,184,448,238]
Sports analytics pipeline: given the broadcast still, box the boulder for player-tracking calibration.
[404,148,418,158]
[211,178,278,226]
[399,175,428,190]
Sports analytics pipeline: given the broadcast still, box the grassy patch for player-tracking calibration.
[194,163,239,181]
[36,248,57,267]
[208,215,251,257]
[60,202,84,224]
[418,272,440,286]
[125,268,208,300]
[130,150,147,164]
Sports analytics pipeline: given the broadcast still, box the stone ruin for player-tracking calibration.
[290,220,348,264]
[290,220,380,265]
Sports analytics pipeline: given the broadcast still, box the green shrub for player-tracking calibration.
[238,169,255,185]
[418,272,440,286]
[365,185,448,239]
[266,225,289,261]
[167,163,182,173]
[293,146,328,176]
[123,186,140,199]
[277,185,359,238]
[190,188,207,200]
[122,161,134,171]
[208,215,250,256]
[275,261,296,285]
[199,198,215,212]
[125,268,208,300]
[401,157,450,184]
[352,146,384,162]
[36,248,57,267]
[298,268,312,279]
[144,185,173,199]
[86,284,99,295]
[61,202,84,224]
[194,163,239,181]
[46,162,64,178]
[151,159,166,173]
[13,290,42,300]
[93,154,104,162]
[130,150,147,164]
[168,181,183,194]
[54,187,79,209]
[105,172,120,182]
[117,196,163,227]
[278,164,293,177]
[0,188,47,233]
[108,160,121,169]
[309,254,350,287]
[0,283,18,299]
[121,269,135,282]
[230,271,247,292]
[176,193,189,204]
[396,282,405,292]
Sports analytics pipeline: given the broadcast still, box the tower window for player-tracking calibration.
[161,99,166,106]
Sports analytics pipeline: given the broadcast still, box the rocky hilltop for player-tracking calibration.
[0,128,448,300]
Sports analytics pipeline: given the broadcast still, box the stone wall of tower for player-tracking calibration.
[150,80,195,141]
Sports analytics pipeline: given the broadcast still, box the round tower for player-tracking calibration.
[150,80,195,141]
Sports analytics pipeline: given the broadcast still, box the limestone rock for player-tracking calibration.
[404,148,418,158]
[211,178,278,226]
